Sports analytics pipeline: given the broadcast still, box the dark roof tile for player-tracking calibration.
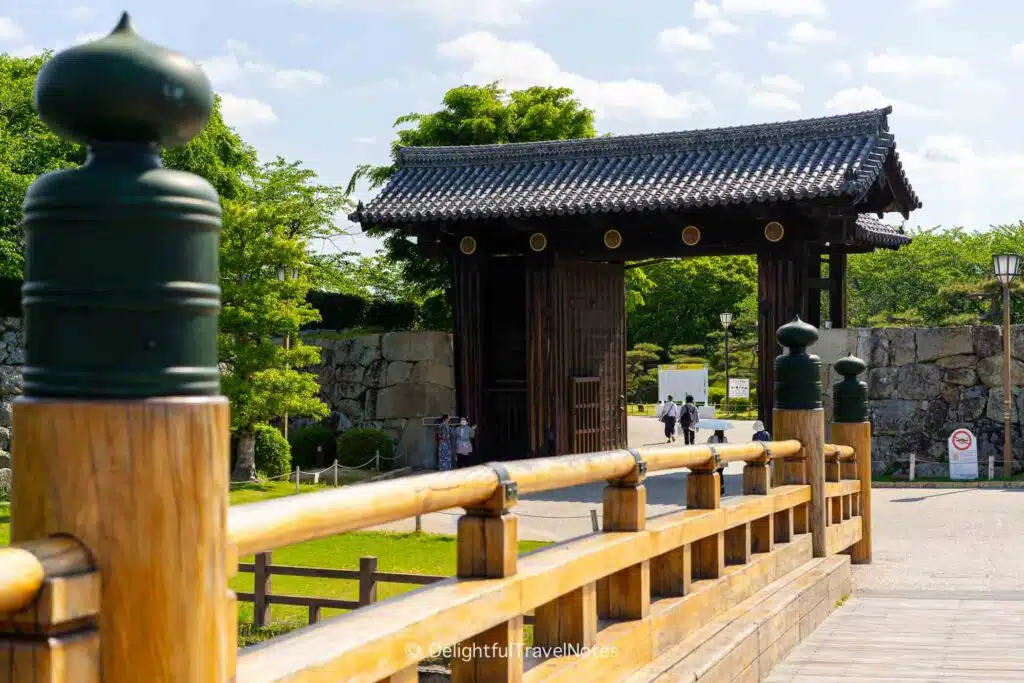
[351,107,922,229]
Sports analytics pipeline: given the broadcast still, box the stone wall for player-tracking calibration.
[0,319,454,472]
[816,325,1024,476]
[0,317,22,470]
[308,330,455,468]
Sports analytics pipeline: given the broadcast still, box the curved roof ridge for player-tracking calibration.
[397,107,893,168]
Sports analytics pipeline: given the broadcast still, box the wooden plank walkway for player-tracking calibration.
[765,592,1024,682]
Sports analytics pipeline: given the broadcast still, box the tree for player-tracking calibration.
[0,52,258,277]
[221,159,349,480]
[626,343,662,403]
[349,83,599,328]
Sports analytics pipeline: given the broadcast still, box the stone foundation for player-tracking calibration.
[817,325,1024,476]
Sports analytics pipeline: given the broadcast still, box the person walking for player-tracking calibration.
[707,429,728,495]
[678,394,699,445]
[661,395,679,443]
[436,415,455,471]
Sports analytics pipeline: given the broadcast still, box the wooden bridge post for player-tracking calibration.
[597,449,650,621]
[9,14,233,682]
[451,465,522,683]
[771,318,827,558]
[830,355,872,564]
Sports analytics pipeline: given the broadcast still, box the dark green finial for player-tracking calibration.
[833,355,868,423]
[33,12,213,148]
[774,316,822,410]
[20,14,222,398]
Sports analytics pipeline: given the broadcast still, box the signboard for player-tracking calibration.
[948,428,978,480]
[658,365,708,403]
[728,378,750,400]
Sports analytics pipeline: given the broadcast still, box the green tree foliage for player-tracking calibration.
[253,424,292,478]
[221,159,344,481]
[627,256,758,351]
[848,223,1024,326]
[626,342,662,403]
[349,83,600,328]
[0,52,258,277]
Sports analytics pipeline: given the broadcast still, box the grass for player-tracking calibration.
[1,486,551,652]
[872,471,1024,483]
[228,476,369,505]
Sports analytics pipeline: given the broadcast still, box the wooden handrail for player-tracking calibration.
[0,536,93,614]
[824,444,856,460]
[228,440,803,556]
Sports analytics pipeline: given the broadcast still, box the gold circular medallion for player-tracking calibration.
[681,225,701,246]
[529,232,548,252]
[459,236,477,255]
[603,229,623,249]
[764,221,784,243]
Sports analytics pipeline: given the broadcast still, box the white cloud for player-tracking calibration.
[828,60,853,78]
[8,44,39,57]
[352,136,377,144]
[657,26,713,52]
[1012,41,1024,59]
[201,50,327,91]
[219,93,277,126]
[865,52,968,77]
[68,6,91,20]
[720,0,825,17]
[766,41,800,53]
[70,32,104,45]
[706,18,740,35]
[824,86,934,118]
[789,21,836,42]
[714,67,744,89]
[762,74,802,92]
[748,91,800,112]
[693,0,721,20]
[911,0,953,8]
[438,31,712,122]
[0,16,23,42]
[292,0,537,27]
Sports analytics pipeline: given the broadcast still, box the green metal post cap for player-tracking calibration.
[774,316,822,410]
[833,354,869,423]
[34,12,213,148]
[21,14,222,399]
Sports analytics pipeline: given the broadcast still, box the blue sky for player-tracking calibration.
[3,0,1024,256]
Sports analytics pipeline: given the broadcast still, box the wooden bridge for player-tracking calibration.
[3,13,1012,683]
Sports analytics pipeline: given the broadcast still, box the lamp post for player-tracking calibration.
[277,265,299,440]
[721,312,733,414]
[994,254,1021,480]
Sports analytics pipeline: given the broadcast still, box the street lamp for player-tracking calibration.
[277,265,299,440]
[994,254,1021,480]
[720,312,733,414]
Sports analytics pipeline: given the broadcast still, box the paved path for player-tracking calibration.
[767,486,1024,682]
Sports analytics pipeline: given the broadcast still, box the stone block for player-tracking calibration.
[0,366,22,397]
[1013,327,1024,361]
[943,367,978,386]
[0,401,10,429]
[385,361,414,386]
[408,360,454,387]
[976,355,1024,388]
[0,426,8,451]
[334,362,365,385]
[363,358,387,389]
[986,387,1024,423]
[934,354,977,370]
[915,462,948,478]
[813,329,857,365]
[916,327,973,362]
[856,329,889,367]
[889,328,917,366]
[896,363,943,400]
[0,451,9,469]
[381,331,451,363]
[375,383,455,420]
[871,399,918,435]
[975,325,1002,358]
[867,367,897,399]
[958,385,989,421]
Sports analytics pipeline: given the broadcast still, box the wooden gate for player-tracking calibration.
[571,376,601,453]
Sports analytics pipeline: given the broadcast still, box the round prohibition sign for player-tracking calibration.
[951,429,973,451]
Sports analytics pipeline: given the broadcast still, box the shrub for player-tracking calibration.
[289,424,337,469]
[337,428,395,471]
[708,387,725,405]
[253,424,291,478]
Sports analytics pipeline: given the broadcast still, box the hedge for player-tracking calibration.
[337,428,395,471]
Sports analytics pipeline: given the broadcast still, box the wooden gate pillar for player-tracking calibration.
[771,317,827,558]
[830,355,872,563]
[10,14,233,682]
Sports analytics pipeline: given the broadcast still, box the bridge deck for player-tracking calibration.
[765,592,1024,682]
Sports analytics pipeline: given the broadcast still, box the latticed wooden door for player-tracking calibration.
[571,376,601,453]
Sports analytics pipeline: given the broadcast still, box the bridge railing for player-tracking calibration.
[0,16,873,683]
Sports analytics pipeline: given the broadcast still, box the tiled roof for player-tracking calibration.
[350,107,922,230]
[853,215,910,248]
